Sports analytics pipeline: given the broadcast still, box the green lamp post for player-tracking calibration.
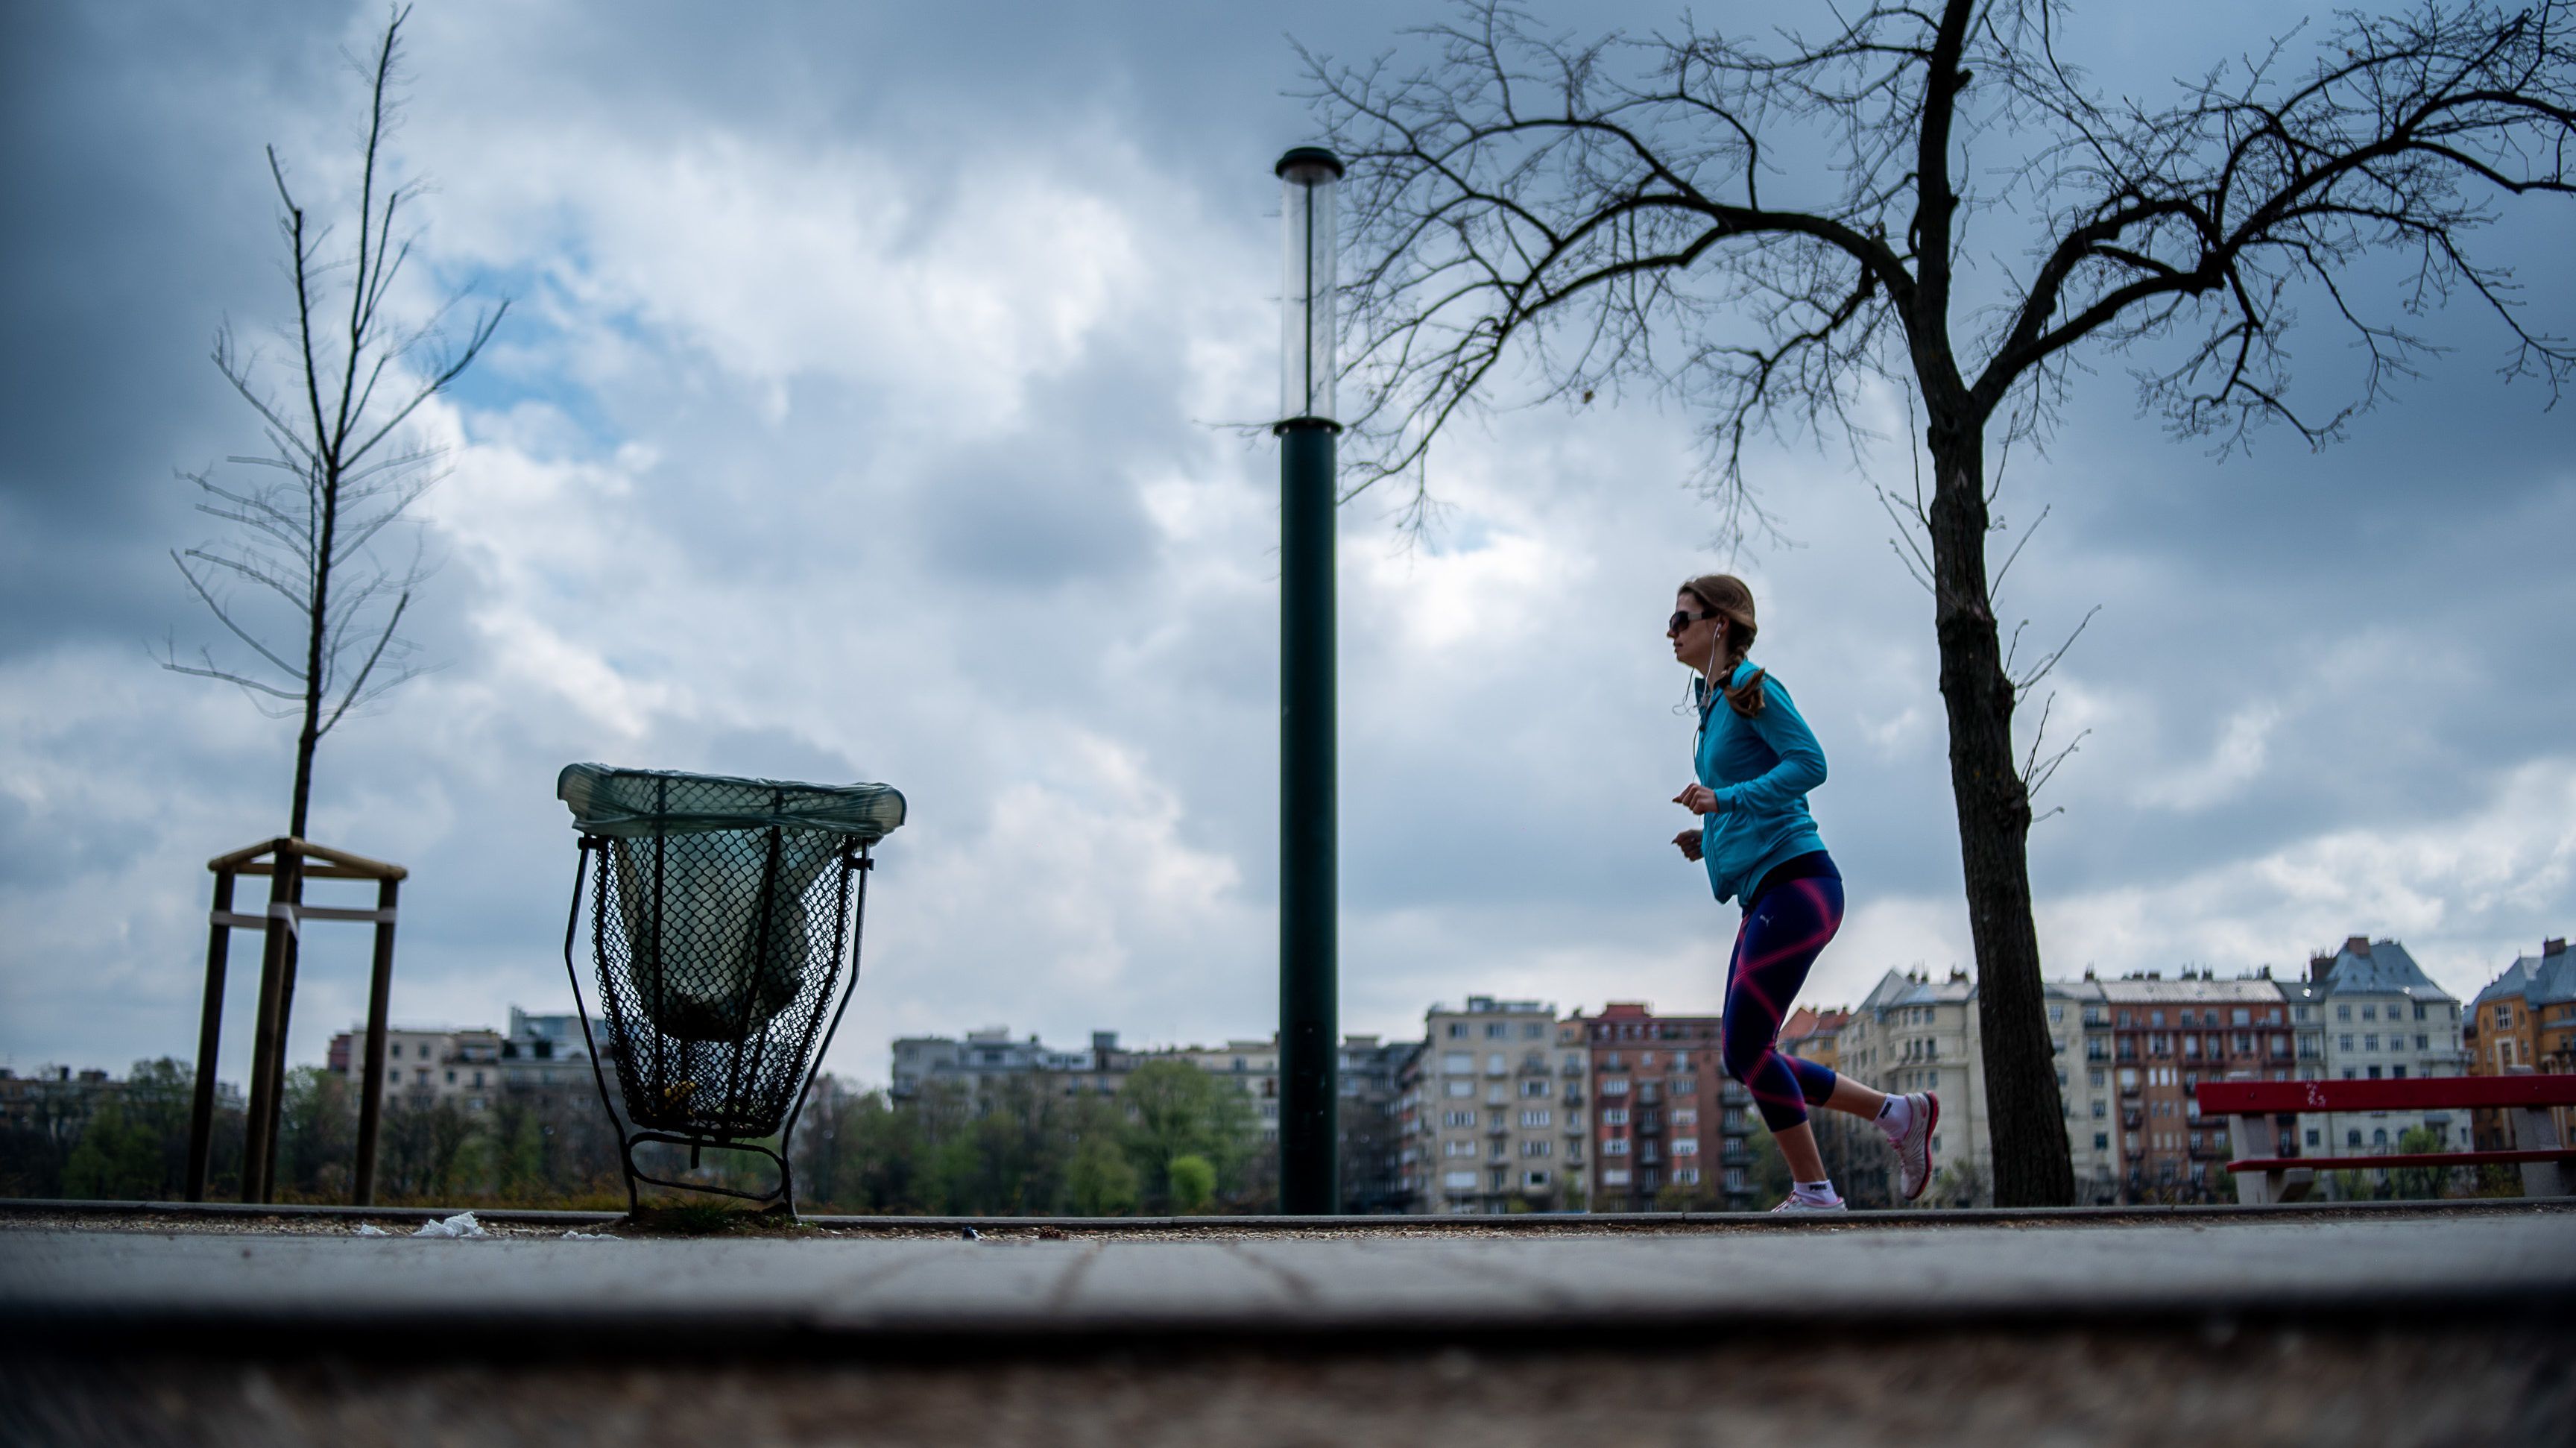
[1274,145,1342,1215]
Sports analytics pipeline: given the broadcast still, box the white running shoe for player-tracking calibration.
[1769,1194,1848,1213]
[1892,1090,1939,1202]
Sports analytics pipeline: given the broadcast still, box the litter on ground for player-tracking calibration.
[413,1212,487,1239]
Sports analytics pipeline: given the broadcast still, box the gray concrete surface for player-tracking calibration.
[7,1207,2572,1446]
[7,1207,2570,1343]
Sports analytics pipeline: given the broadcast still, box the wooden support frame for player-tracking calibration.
[184,837,405,1206]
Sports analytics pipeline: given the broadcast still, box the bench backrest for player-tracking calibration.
[2194,1074,2576,1115]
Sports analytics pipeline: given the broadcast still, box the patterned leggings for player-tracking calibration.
[1720,873,1846,1131]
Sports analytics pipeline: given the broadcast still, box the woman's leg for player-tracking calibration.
[1823,1076,1889,1118]
[1719,876,1846,1161]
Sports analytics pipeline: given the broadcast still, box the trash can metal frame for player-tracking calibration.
[559,830,874,1218]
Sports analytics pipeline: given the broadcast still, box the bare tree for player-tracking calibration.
[165,4,503,841]
[1308,0,2572,1203]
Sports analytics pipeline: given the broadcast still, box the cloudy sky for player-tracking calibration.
[4,0,2569,1091]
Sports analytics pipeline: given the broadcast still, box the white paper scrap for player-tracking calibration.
[413,1211,487,1238]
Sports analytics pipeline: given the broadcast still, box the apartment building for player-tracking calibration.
[1339,1035,1417,1214]
[1839,969,1989,1203]
[1778,1008,1846,1074]
[495,1007,602,1114]
[2279,937,2469,1165]
[1412,996,1571,1214]
[2045,979,2120,1204]
[2463,937,2575,1148]
[1172,1038,1282,1142]
[329,1025,506,1112]
[888,1027,1137,1105]
[2096,972,2294,1200]
[1575,1002,1758,1211]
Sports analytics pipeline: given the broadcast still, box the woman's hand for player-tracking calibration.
[1673,783,1722,815]
[1672,828,1702,863]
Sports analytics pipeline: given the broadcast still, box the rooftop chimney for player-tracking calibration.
[2346,935,2371,956]
[2545,938,2568,957]
[2310,953,2334,983]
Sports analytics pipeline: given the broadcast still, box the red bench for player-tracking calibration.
[2193,1071,2576,1205]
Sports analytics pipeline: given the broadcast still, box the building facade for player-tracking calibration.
[2096,972,2294,1201]
[1411,996,1571,1214]
[1576,1002,1757,1212]
[1838,969,1989,1204]
[888,1027,1137,1106]
[2279,937,2469,1169]
[329,1025,506,1113]
[2464,937,2575,1148]
[1338,1035,1417,1213]
[2045,978,2119,1204]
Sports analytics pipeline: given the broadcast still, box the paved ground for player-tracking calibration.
[4,1201,2570,1446]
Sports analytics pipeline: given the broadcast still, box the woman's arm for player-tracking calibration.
[1712,674,1826,814]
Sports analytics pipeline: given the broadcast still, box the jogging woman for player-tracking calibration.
[1667,574,1936,1211]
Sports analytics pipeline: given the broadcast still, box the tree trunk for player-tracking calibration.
[1923,415,2075,1208]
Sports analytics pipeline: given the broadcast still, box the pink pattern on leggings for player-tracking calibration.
[1720,875,1845,1130]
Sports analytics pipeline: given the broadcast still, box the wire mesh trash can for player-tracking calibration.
[558,763,905,1215]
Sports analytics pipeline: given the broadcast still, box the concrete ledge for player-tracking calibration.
[6,1193,2566,1233]
[6,1203,2569,1357]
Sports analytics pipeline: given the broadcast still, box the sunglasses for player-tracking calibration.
[1667,610,1720,632]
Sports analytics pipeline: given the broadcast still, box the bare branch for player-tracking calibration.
[164,2,503,837]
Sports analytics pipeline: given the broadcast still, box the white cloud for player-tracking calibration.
[2042,755,2576,999]
[2137,702,2285,811]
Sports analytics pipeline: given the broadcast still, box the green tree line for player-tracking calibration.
[4,1056,1266,1214]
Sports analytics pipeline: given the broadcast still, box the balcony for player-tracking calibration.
[1562,1087,1585,1107]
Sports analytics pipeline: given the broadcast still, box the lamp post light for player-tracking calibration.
[1274,145,1342,1215]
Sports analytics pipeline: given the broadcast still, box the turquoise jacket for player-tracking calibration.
[1693,659,1828,904]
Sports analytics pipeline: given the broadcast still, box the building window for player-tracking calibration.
[2338,1005,2352,1022]
[1486,1023,1508,1039]
[1603,1108,1629,1125]
[1673,1138,1700,1156]
[1520,1109,1552,1127]
[1445,1080,1474,1098]
[1604,1138,1630,1155]
[2339,1036,2355,1053]
[1601,1077,1630,1096]
[1442,1052,1472,1074]
[1524,1023,1544,1039]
